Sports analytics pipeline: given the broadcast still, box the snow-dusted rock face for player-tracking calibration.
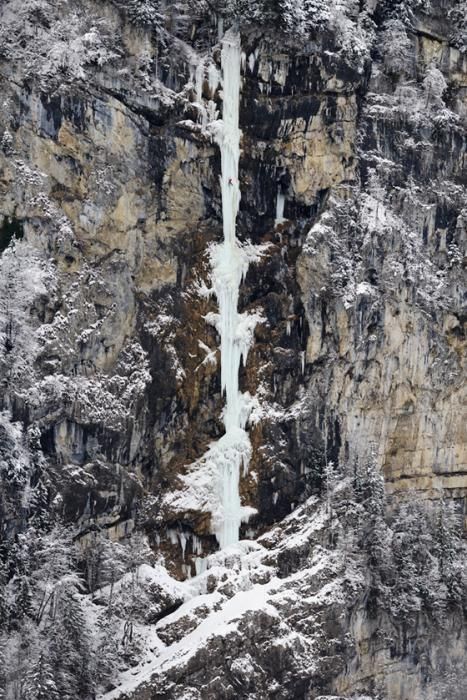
[104,494,467,700]
[0,0,466,698]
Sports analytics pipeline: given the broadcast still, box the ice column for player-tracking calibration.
[216,31,242,427]
[211,30,252,548]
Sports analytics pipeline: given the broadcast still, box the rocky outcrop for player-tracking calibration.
[0,0,466,698]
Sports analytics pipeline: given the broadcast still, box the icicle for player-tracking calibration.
[208,62,219,96]
[179,531,187,561]
[300,350,305,374]
[192,535,203,556]
[275,189,286,226]
[168,529,178,546]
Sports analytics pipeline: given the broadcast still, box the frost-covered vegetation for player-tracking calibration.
[0,0,466,697]
[329,460,467,622]
[0,518,165,698]
[0,0,121,90]
[1,431,465,698]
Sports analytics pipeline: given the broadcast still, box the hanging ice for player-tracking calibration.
[275,189,286,226]
[210,29,254,549]
[165,30,263,551]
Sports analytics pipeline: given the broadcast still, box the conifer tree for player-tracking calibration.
[0,635,6,700]
[62,591,93,698]
[0,562,8,631]
[22,653,60,700]
[95,610,120,691]
[434,500,466,608]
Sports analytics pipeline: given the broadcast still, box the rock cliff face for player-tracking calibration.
[0,0,466,699]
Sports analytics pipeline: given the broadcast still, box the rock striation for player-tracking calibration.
[0,0,466,698]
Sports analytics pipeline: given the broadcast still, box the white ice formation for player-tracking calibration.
[208,30,259,548]
[167,30,264,551]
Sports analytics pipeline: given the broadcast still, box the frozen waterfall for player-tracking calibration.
[210,30,255,548]
[168,30,262,552]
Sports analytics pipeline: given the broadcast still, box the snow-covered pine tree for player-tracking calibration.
[99,537,128,607]
[28,475,51,531]
[0,634,6,700]
[46,589,93,699]
[434,500,466,608]
[62,591,93,698]
[94,610,120,692]
[32,525,79,624]
[0,562,8,631]
[351,456,391,614]
[11,575,34,626]
[111,0,165,30]
[388,503,446,623]
[22,653,60,700]
[380,19,413,77]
